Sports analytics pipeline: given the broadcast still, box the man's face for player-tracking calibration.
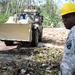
[62,13,75,29]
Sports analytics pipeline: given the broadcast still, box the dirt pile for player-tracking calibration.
[42,28,69,47]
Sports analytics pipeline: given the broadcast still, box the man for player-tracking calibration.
[59,2,75,75]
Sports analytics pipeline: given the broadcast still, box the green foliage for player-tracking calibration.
[43,15,50,27]
[0,13,11,23]
[39,0,62,27]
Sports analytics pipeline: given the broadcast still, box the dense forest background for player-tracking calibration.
[0,0,74,27]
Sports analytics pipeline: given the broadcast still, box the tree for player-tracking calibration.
[39,0,62,27]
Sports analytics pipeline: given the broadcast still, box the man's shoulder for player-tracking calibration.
[68,26,75,38]
[71,26,75,31]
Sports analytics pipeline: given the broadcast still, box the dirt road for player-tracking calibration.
[0,28,69,50]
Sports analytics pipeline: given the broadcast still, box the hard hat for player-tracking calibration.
[60,2,75,16]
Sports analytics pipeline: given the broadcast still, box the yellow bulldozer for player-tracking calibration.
[0,9,43,47]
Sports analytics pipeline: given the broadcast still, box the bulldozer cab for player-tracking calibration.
[18,9,36,20]
[18,9,43,25]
